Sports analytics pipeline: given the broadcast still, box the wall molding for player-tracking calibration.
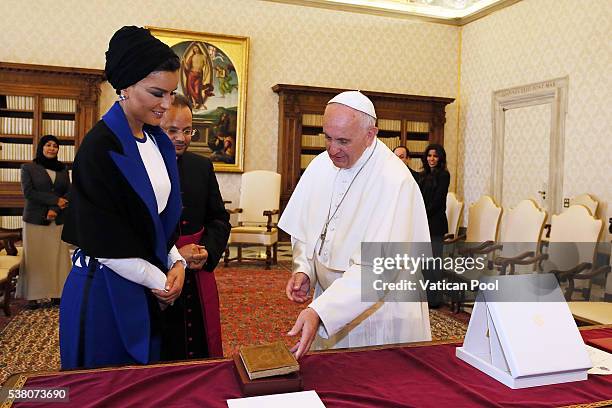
[490,76,569,214]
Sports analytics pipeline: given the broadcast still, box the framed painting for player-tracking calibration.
[148,27,249,172]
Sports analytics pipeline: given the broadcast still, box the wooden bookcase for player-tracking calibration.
[0,62,104,228]
[272,84,454,220]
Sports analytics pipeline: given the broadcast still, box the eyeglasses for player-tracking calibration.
[164,128,196,137]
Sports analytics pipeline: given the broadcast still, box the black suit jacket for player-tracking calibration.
[21,162,70,225]
[177,152,231,271]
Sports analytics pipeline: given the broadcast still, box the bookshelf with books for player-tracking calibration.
[0,62,104,225]
[273,84,454,229]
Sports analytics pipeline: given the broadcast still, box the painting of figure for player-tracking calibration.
[149,27,249,172]
[181,42,214,110]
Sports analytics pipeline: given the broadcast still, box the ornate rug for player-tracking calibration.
[0,264,468,384]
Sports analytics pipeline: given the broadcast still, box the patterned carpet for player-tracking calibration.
[0,262,468,385]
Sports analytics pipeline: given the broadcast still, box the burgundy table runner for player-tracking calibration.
[9,327,612,407]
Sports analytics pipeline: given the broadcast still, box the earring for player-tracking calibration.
[118,93,128,101]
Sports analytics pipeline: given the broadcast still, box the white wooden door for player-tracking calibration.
[502,104,551,212]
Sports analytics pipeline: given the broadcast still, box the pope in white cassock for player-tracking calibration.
[280,91,432,359]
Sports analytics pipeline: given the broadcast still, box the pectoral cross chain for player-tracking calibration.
[318,224,329,256]
[316,140,378,258]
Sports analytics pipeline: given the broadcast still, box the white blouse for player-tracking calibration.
[95,132,184,290]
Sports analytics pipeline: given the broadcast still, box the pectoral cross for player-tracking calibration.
[318,223,329,256]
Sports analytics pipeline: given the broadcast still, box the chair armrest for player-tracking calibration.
[572,264,611,281]
[494,251,535,266]
[0,228,22,257]
[263,209,280,232]
[472,243,503,255]
[502,252,550,275]
[0,228,22,240]
[494,251,535,275]
[226,208,243,215]
[553,262,593,300]
[262,209,280,217]
[223,200,232,205]
[458,241,498,257]
[553,262,592,281]
[445,234,466,244]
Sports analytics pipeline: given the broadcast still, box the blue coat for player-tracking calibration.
[60,102,181,369]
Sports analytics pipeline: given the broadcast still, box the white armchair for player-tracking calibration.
[445,192,464,240]
[224,171,281,269]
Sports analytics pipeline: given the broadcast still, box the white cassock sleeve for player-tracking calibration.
[291,237,316,290]
[309,258,368,339]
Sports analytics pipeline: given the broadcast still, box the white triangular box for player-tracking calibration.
[456,274,591,389]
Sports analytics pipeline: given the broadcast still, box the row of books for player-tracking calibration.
[300,153,318,169]
[0,143,75,161]
[3,95,34,111]
[0,143,33,161]
[379,139,430,153]
[302,114,323,127]
[301,134,326,148]
[0,168,73,182]
[0,117,33,135]
[1,96,77,113]
[407,121,429,133]
[407,140,429,153]
[379,136,402,151]
[43,98,77,113]
[0,216,22,229]
[302,114,429,133]
[378,120,428,132]
[42,119,76,137]
[0,168,20,182]
[378,119,401,132]
[56,145,76,162]
[300,137,429,154]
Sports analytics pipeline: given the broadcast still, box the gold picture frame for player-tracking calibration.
[148,27,249,173]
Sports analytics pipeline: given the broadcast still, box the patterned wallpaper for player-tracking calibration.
[459,0,612,240]
[5,0,606,239]
[0,0,459,205]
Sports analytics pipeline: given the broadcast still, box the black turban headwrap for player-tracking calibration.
[34,134,66,171]
[105,26,178,94]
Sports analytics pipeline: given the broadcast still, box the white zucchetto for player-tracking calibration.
[327,91,377,119]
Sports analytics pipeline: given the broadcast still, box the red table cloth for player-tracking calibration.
[7,327,612,408]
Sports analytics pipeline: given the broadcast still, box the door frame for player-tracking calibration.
[491,76,569,215]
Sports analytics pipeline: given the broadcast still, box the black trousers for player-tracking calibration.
[422,236,444,308]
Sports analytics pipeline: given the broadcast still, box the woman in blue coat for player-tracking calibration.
[60,26,186,369]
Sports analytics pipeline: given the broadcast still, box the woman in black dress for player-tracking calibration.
[418,143,450,308]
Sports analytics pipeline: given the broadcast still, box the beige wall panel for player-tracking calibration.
[459,0,611,240]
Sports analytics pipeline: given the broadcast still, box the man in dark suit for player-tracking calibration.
[393,145,420,181]
[160,94,231,359]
